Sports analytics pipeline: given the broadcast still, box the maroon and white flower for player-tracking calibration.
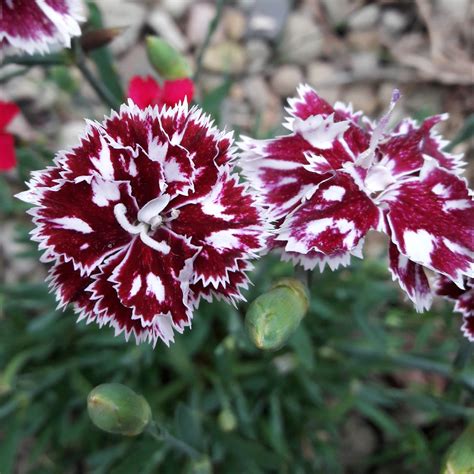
[435,276,474,341]
[0,0,83,55]
[238,84,473,320]
[17,100,270,346]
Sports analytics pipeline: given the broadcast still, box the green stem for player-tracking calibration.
[72,39,120,110]
[0,67,28,84]
[2,54,65,67]
[339,345,474,393]
[193,0,227,83]
[146,420,201,459]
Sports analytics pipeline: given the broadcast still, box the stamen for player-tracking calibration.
[114,204,145,234]
[357,89,401,169]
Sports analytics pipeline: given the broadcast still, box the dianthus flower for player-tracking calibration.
[0,0,83,55]
[17,100,270,346]
[435,276,473,341]
[0,100,19,171]
[239,85,473,330]
[127,75,194,110]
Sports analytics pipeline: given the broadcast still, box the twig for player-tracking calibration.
[194,0,227,83]
[72,39,120,110]
[146,421,201,459]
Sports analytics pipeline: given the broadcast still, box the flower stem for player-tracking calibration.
[72,39,120,110]
[193,0,228,83]
[146,420,201,459]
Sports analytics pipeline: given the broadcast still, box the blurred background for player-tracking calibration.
[0,0,473,473]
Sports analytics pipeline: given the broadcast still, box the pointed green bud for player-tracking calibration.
[245,278,309,351]
[146,36,192,80]
[87,383,152,436]
[440,420,474,474]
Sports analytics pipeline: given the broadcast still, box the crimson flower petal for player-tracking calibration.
[388,242,432,311]
[127,75,162,109]
[33,177,138,274]
[0,100,20,129]
[0,0,83,55]
[162,78,194,107]
[0,133,16,171]
[385,161,474,286]
[278,173,380,258]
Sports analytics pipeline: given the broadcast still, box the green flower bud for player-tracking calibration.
[245,278,309,351]
[188,456,213,474]
[218,408,237,432]
[146,36,192,80]
[87,383,152,436]
[441,421,474,474]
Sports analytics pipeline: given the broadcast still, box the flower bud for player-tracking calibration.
[441,421,474,474]
[80,27,125,52]
[146,36,192,80]
[87,383,152,436]
[218,408,237,432]
[245,278,309,351]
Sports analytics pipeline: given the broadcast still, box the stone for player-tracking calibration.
[58,121,88,150]
[186,3,225,47]
[246,39,271,74]
[160,0,193,18]
[347,31,380,51]
[278,13,323,64]
[202,41,246,74]
[247,0,290,40]
[382,9,408,35]
[243,76,272,111]
[148,9,189,52]
[307,61,337,85]
[270,65,304,97]
[348,4,380,31]
[320,0,352,25]
[97,0,146,54]
[221,98,252,130]
[350,51,379,76]
[343,85,378,115]
[223,7,247,41]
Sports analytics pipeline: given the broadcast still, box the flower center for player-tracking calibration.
[113,195,179,252]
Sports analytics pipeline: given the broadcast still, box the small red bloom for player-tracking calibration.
[17,100,270,346]
[239,85,474,338]
[127,75,194,109]
[0,0,83,55]
[0,100,20,171]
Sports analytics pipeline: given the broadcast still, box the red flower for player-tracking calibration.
[0,0,83,55]
[238,85,474,337]
[17,101,270,346]
[0,100,20,171]
[127,75,194,109]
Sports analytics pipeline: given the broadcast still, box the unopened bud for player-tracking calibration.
[441,421,474,474]
[146,36,192,80]
[218,409,237,432]
[81,27,125,52]
[87,383,152,436]
[245,278,309,351]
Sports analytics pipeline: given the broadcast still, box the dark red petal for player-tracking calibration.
[0,101,20,130]
[280,247,353,272]
[86,248,164,345]
[0,133,16,171]
[110,229,200,331]
[239,134,331,219]
[35,177,137,273]
[0,0,82,55]
[48,257,94,310]
[385,163,474,286]
[127,75,162,109]
[388,242,432,311]
[461,315,474,342]
[435,274,465,301]
[279,173,380,256]
[162,78,194,107]
[169,171,268,288]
